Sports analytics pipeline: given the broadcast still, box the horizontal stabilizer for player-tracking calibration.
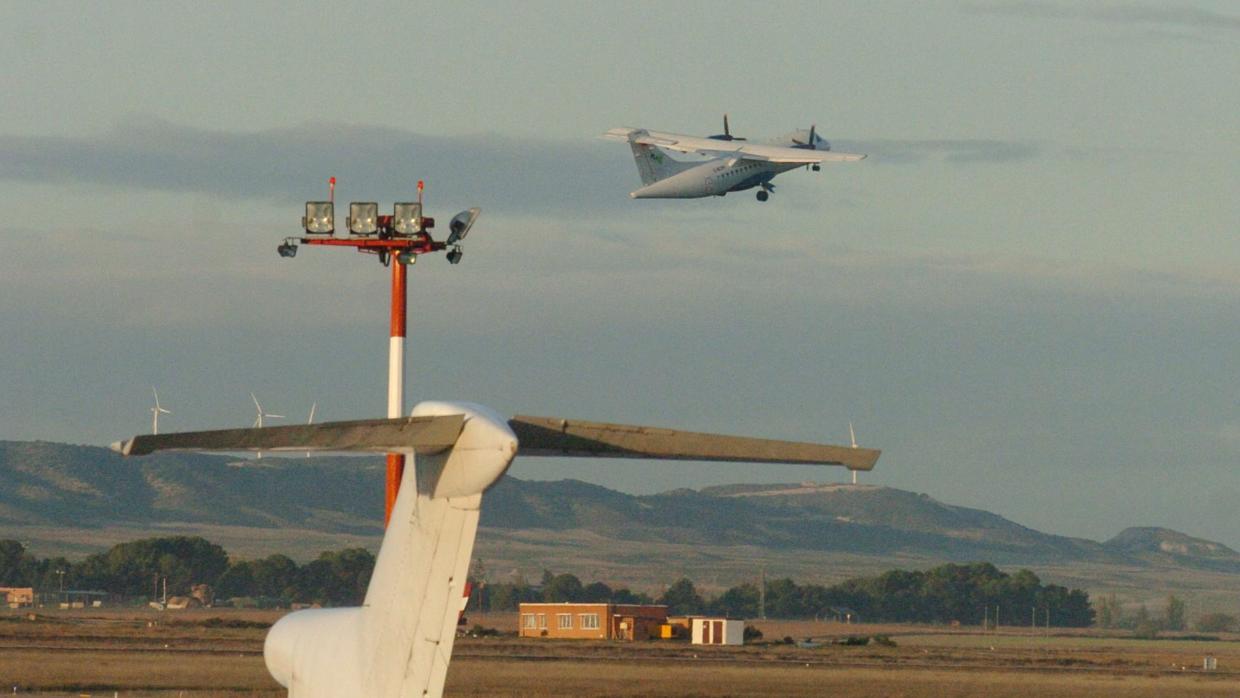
[112,415,466,456]
[508,415,880,471]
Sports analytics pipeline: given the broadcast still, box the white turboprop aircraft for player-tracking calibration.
[604,115,865,202]
[113,402,880,698]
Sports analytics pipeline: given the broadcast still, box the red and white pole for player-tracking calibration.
[384,249,407,526]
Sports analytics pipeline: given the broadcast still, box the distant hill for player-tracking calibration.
[1104,526,1240,572]
[0,440,384,534]
[5,441,1240,605]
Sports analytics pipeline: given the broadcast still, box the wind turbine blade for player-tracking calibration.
[308,402,317,425]
[160,408,172,415]
[152,386,161,409]
[251,393,262,411]
[849,421,857,449]
[266,414,286,420]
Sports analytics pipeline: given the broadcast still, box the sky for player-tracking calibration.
[1,1,1237,548]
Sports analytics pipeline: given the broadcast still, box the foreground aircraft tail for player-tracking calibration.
[603,127,696,186]
[114,404,878,698]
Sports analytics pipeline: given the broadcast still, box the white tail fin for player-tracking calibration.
[604,128,695,186]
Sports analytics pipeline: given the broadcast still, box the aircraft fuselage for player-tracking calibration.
[630,158,802,199]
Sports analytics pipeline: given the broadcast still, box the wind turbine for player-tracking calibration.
[305,402,316,458]
[250,393,285,459]
[849,421,858,485]
[150,387,171,434]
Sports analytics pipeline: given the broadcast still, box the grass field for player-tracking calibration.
[2,609,1237,696]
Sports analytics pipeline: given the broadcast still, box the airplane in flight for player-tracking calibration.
[604,115,866,202]
[113,403,880,698]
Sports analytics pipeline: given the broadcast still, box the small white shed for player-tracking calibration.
[691,617,744,646]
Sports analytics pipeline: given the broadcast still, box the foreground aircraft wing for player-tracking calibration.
[110,415,465,456]
[509,415,879,471]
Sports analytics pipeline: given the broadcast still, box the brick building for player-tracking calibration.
[518,603,668,641]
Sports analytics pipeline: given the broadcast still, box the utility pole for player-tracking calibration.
[758,567,766,620]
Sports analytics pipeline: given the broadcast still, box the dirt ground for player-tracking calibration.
[2,609,1238,696]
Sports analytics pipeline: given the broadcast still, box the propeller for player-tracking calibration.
[708,113,747,142]
[792,124,818,148]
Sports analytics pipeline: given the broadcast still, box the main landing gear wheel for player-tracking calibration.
[756,190,769,202]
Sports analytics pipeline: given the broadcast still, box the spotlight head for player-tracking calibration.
[392,202,422,237]
[445,207,481,245]
[347,202,379,236]
[302,201,334,235]
[397,250,417,265]
[446,246,463,265]
[277,240,298,258]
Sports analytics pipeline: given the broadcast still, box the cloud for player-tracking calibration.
[962,1,1240,32]
[0,120,1047,208]
[0,118,634,215]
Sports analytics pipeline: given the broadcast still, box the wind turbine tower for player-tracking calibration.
[849,421,858,485]
[150,387,171,435]
[250,393,285,458]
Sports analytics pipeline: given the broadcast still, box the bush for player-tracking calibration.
[743,625,763,643]
[1196,613,1238,633]
[872,635,897,647]
[836,636,869,646]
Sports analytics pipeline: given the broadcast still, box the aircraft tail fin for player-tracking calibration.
[604,127,693,186]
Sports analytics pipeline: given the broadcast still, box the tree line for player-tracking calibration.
[3,538,1093,625]
[0,537,373,606]
[478,562,1095,627]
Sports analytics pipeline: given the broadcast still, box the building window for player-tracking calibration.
[522,614,536,629]
[557,613,573,629]
[537,614,547,629]
[580,613,599,629]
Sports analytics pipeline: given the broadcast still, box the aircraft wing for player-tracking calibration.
[110,415,465,456]
[509,415,879,471]
[630,130,865,164]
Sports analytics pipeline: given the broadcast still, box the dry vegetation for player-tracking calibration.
[2,609,1238,696]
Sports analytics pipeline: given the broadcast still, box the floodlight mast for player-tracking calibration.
[281,178,481,526]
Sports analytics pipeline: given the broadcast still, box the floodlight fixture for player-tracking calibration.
[396,251,417,265]
[347,202,379,236]
[392,202,423,237]
[445,207,481,245]
[303,201,335,235]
